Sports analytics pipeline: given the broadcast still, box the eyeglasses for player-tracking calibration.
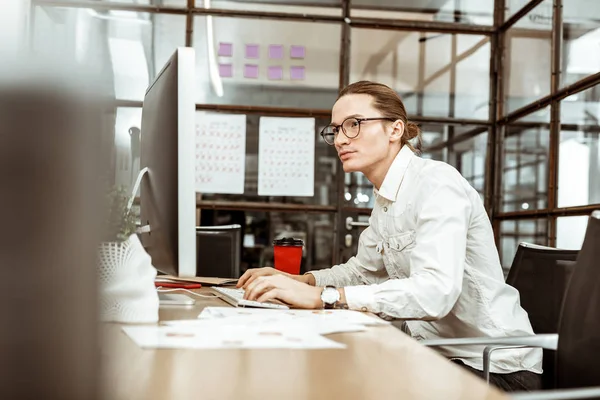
[320,117,397,145]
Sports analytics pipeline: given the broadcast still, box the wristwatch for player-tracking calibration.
[320,285,341,309]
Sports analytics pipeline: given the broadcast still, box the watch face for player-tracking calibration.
[321,287,340,304]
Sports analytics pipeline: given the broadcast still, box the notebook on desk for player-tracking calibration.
[158,275,238,286]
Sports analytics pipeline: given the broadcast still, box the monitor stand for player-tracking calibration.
[128,167,151,234]
[158,293,196,306]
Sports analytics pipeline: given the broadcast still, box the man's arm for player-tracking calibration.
[304,216,388,288]
[342,175,472,319]
[239,215,386,291]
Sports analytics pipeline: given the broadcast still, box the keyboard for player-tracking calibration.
[212,287,289,310]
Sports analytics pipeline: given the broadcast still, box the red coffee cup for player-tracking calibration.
[273,237,304,275]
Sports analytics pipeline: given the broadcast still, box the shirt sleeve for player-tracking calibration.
[307,214,388,288]
[344,176,472,320]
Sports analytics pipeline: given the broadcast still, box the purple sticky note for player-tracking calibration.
[269,45,284,59]
[290,45,305,59]
[218,42,232,57]
[267,66,283,80]
[245,44,259,59]
[290,66,305,81]
[219,63,232,78]
[244,64,259,79]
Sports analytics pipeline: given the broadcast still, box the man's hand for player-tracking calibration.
[237,267,315,289]
[236,267,289,289]
[243,275,323,309]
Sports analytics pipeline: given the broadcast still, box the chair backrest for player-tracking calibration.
[556,211,600,389]
[507,242,579,334]
[196,224,241,279]
[506,242,579,390]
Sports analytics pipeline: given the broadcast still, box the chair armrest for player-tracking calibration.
[420,333,558,350]
[511,387,600,400]
[483,345,532,382]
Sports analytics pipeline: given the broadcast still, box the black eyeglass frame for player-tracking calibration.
[319,117,398,145]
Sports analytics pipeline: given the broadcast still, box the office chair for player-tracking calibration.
[506,243,579,389]
[426,212,600,400]
[196,224,242,279]
[423,242,578,387]
[506,242,579,333]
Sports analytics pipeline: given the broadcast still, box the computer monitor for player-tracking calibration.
[138,47,196,277]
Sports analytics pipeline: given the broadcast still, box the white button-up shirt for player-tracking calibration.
[309,145,542,374]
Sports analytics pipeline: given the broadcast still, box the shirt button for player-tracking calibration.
[383,207,388,212]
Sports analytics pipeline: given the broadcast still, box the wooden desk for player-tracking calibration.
[102,288,510,400]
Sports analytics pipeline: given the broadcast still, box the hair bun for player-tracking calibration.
[406,122,421,140]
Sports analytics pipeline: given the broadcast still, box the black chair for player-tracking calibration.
[506,242,579,334]
[425,212,600,399]
[506,243,579,389]
[552,212,600,390]
[196,224,241,279]
[423,242,578,388]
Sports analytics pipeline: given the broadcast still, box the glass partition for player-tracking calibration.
[32,6,186,101]
[502,107,551,212]
[562,0,600,87]
[557,215,589,250]
[558,84,600,208]
[193,16,340,109]
[351,0,494,25]
[209,0,341,16]
[500,218,548,271]
[350,29,490,119]
[504,0,552,114]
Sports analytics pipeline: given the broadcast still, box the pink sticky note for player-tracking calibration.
[245,44,259,59]
[290,45,305,59]
[267,66,283,80]
[244,64,259,79]
[290,66,305,80]
[218,42,232,57]
[269,44,283,59]
[218,63,233,78]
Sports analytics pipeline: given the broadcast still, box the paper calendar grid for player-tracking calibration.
[258,117,315,197]
[195,113,246,194]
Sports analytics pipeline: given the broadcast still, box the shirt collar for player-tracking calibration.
[373,145,415,202]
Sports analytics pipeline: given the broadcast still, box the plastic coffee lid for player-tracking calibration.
[272,237,304,247]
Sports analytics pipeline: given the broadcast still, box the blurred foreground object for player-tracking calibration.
[0,59,110,400]
[0,0,29,56]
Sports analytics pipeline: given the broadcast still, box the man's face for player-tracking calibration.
[330,94,393,174]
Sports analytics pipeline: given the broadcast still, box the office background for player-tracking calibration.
[16,0,600,275]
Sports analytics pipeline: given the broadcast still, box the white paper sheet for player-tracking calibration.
[198,307,391,326]
[258,117,315,197]
[195,113,246,194]
[164,316,367,336]
[122,322,345,350]
[161,307,389,336]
